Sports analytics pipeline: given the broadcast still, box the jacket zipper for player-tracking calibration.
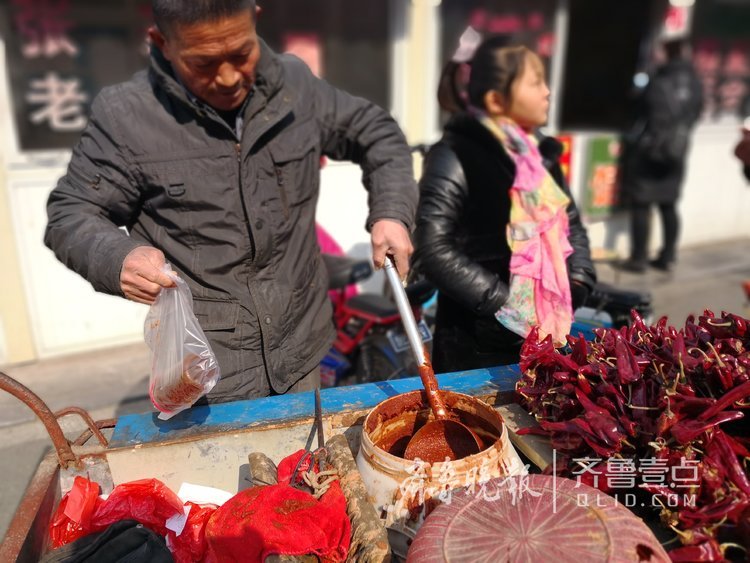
[276,167,289,220]
[236,142,256,261]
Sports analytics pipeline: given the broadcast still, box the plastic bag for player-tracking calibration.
[92,478,184,537]
[49,478,184,550]
[144,265,221,419]
[49,476,103,548]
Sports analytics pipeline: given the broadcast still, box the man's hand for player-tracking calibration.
[120,246,176,305]
[371,219,413,280]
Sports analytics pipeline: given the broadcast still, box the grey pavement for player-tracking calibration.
[0,237,749,542]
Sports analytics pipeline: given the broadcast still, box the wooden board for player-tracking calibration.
[496,403,553,471]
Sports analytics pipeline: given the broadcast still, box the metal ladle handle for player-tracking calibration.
[383,256,426,366]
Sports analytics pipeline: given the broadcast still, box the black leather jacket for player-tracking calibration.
[414,113,596,330]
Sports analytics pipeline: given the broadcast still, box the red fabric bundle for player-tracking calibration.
[205,450,351,562]
[167,501,217,563]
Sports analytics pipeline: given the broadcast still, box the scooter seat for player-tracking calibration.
[322,254,373,290]
[346,294,399,319]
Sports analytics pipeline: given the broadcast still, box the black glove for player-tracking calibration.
[570,280,590,311]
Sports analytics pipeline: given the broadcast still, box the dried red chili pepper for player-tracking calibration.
[538,418,613,457]
[614,337,640,384]
[699,380,750,421]
[670,410,744,445]
[667,539,724,562]
[711,430,750,495]
[516,309,750,549]
[722,432,750,458]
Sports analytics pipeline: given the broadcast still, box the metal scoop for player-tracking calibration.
[382,257,482,463]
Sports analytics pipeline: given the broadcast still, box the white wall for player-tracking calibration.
[7,171,149,359]
[679,124,750,245]
[572,124,750,258]
[317,160,387,294]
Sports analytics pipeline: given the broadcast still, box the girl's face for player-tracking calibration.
[505,56,550,129]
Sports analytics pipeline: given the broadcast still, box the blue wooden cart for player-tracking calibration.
[0,366,526,562]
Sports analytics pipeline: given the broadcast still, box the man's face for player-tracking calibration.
[151,9,260,112]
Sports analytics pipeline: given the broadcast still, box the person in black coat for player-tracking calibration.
[413,35,596,374]
[735,122,750,182]
[619,39,704,272]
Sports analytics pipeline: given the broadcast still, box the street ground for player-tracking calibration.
[1,237,748,541]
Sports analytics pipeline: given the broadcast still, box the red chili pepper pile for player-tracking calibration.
[516,310,750,561]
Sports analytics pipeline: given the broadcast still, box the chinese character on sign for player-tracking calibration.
[474,458,496,500]
[493,472,540,505]
[639,457,669,484]
[12,0,79,58]
[398,459,430,507]
[463,465,480,495]
[670,458,700,489]
[437,461,457,503]
[605,458,636,489]
[571,457,602,489]
[26,72,88,131]
[589,164,618,208]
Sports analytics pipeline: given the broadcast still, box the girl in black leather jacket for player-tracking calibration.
[414,35,596,373]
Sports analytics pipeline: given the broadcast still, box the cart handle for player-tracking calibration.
[0,371,98,470]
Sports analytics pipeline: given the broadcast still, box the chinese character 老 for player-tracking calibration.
[26,72,88,132]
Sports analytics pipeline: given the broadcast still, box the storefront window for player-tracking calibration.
[440,0,557,66]
[1,0,150,151]
[692,0,750,122]
[1,0,391,152]
[258,0,390,112]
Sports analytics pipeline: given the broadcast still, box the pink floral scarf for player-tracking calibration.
[480,116,574,345]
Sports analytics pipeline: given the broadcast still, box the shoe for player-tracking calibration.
[618,259,647,273]
[649,258,674,272]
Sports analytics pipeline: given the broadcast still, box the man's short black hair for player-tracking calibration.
[152,0,257,36]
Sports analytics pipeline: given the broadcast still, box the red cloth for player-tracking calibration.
[205,450,351,562]
[167,501,217,563]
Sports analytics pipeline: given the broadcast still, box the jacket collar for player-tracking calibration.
[445,112,563,169]
[148,37,288,135]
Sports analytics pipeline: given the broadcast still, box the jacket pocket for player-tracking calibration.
[269,127,319,212]
[192,298,240,331]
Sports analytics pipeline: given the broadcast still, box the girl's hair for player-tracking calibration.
[438,35,537,114]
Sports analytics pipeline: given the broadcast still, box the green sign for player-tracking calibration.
[583,136,622,219]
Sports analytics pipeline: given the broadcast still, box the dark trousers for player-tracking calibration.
[432,297,524,374]
[629,202,679,264]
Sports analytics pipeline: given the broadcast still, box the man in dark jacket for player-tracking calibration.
[619,38,703,273]
[44,0,417,403]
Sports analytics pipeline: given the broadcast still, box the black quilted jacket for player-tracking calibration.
[45,40,417,400]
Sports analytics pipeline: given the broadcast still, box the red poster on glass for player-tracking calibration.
[557,134,573,186]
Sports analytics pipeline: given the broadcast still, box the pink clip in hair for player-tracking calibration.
[451,26,482,63]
